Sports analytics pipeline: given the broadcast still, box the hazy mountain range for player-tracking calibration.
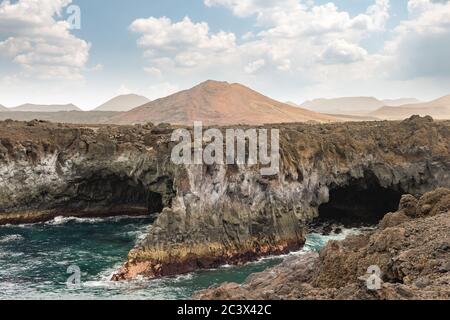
[0,111,120,124]
[370,95,450,120]
[9,103,82,112]
[382,98,421,107]
[0,80,449,124]
[94,94,150,112]
[300,97,421,115]
[107,80,338,125]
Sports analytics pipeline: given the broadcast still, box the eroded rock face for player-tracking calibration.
[0,116,449,279]
[0,121,176,224]
[194,188,450,300]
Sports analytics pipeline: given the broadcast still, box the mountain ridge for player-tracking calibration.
[11,103,82,112]
[109,80,338,125]
[302,97,385,115]
[382,98,421,106]
[95,94,150,112]
[371,95,450,120]
[300,96,421,115]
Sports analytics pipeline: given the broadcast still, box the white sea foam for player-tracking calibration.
[0,222,39,228]
[0,234,24,243]
[0,214,151,228]
[171,273,194,282]
[45,216,103,225]
[45,215,152,226]
[126,226,151,242]
[249,226,363,265]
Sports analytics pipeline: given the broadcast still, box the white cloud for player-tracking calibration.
[0,37,32,56]
[130,16,236,69]
[0,0,90,80]
[206,0,390,36]
[204,0,300,19]
[115,82,180,101]
[144,67,163,78]
[384,0,450,79]
[130,0,449,104]
[88,64,104,72]
[146,82,180,100]
[244,59,266,73]
[319,39,368,64]
[131,1,390,84]
[241,31,255,40]
[116,84,133,95]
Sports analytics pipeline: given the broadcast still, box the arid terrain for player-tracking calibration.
[94,94,150,112]
[1,0,448,302]
[9,103,82,112]
[0,111,120,124]
[1,81,449,125]
[107,80,339,125]
[195,188,450,300]
[301,97,422,115]
[0,116,448,290]
[371,95,450,120]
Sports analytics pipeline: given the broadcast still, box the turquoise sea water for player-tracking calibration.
[0,216,358,300]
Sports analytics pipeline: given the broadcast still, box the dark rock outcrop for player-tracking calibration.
[194,188,450,300]
[0,116,449,280]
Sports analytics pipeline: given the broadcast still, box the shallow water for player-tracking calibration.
[0,216,359,300]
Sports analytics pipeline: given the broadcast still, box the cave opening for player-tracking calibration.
[73,174,165,218]
[147,191,164,217]
[317,173,403,227]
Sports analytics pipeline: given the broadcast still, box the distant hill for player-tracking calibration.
[287,101,378,121]
[285,101,300,107]
[382,98,421,107]
[324,114,380,122]
[0,111,121,124]
[301,97,384,115]
[108,80,338,125]
[301,97,420,115]
[11,103,82,112]
[371,95,450,120]
[0,104,8,112]
[95,94,150,112]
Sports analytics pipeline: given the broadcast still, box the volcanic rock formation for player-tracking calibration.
[108,80,338,125]
[194,188,450,300]
[0,116,448,279]
[94,94,150,112]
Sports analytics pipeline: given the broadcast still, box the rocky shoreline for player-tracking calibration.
[111,237,303,280]
[0,116,449,280]
[194,188,450,300]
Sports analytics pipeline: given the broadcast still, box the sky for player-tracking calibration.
[0,0,449,110]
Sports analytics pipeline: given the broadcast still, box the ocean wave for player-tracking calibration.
[251,227,363,263]
[126,226,151,242]
[170,273,194,282]
[45,215,152,226]
[45,216,103,225]
[0,234,24,243]
[0,222,39,228]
